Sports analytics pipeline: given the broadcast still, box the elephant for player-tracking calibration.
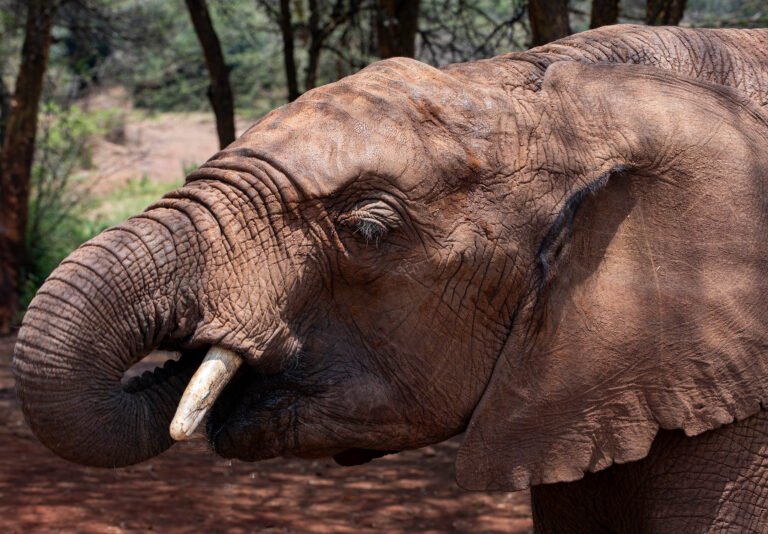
[13,24,768,532]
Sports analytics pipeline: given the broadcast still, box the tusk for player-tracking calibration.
[170,346,243,441]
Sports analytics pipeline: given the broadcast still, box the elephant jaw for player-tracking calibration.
[170,346,243,440]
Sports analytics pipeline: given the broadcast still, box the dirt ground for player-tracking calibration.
[82,87,252,196]
[0,335,533,533]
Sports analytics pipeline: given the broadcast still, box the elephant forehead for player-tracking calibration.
[225,60,504,199]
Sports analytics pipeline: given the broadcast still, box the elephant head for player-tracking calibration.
[14,47,768,491]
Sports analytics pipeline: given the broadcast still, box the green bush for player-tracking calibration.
[21,102,104,308]
[21,102,174,309]
[87,174,183,230]
[22,172,183,309]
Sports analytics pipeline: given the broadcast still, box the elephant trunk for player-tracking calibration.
[13,208,201,467]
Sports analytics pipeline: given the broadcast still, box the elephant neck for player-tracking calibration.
[531,410,768,531]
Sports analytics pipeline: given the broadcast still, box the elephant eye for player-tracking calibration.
[338,200,401,246]
[350,217,388,243]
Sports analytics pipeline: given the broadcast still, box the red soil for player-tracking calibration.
[0,335,532,533]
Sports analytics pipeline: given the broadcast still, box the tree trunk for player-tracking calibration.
[0,0,57,335]
[646,0,687,25]
[590,0,619,29]
[304,0,359,92]
[0,76,11,148]
[185,0,236,148]
[305,0,322,92]
[377,0,420,58]
[528,0,571,47]
[278,0,299,102]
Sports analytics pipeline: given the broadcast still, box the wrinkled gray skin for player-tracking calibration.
[14,25,768,532]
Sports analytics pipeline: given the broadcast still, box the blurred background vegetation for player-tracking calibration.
[0,0,765,332]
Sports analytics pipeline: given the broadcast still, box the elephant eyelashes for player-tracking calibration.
[337,200,401,245]
[351,218,388,244]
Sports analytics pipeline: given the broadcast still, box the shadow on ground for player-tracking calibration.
[0,335,532,533]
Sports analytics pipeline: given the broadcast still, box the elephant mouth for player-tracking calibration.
[121,347,206,396]
[170,347,400,465]
[120,343,293,449]
[121,343,253,441]
[123,343,399,466]
[204,361,302,453]
[126,341,303,455]
[204,365,399,465]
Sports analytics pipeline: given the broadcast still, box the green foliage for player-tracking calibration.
[122,0,285,116]
[4,0,768,117]
[0,2,22,68]
[19,217,101,310]
[16,0,761,118]
[182,161,200,177]
[22,102,104,308]
[685,0,768,27]
[88,175,183,231]
[419,0,528,63]
[20,102,175,309]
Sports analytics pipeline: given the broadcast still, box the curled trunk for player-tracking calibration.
[13,208,200,467]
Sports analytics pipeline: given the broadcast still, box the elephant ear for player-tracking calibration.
[456,61,768,491]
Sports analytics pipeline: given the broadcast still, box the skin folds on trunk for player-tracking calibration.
[13,208,200,467]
